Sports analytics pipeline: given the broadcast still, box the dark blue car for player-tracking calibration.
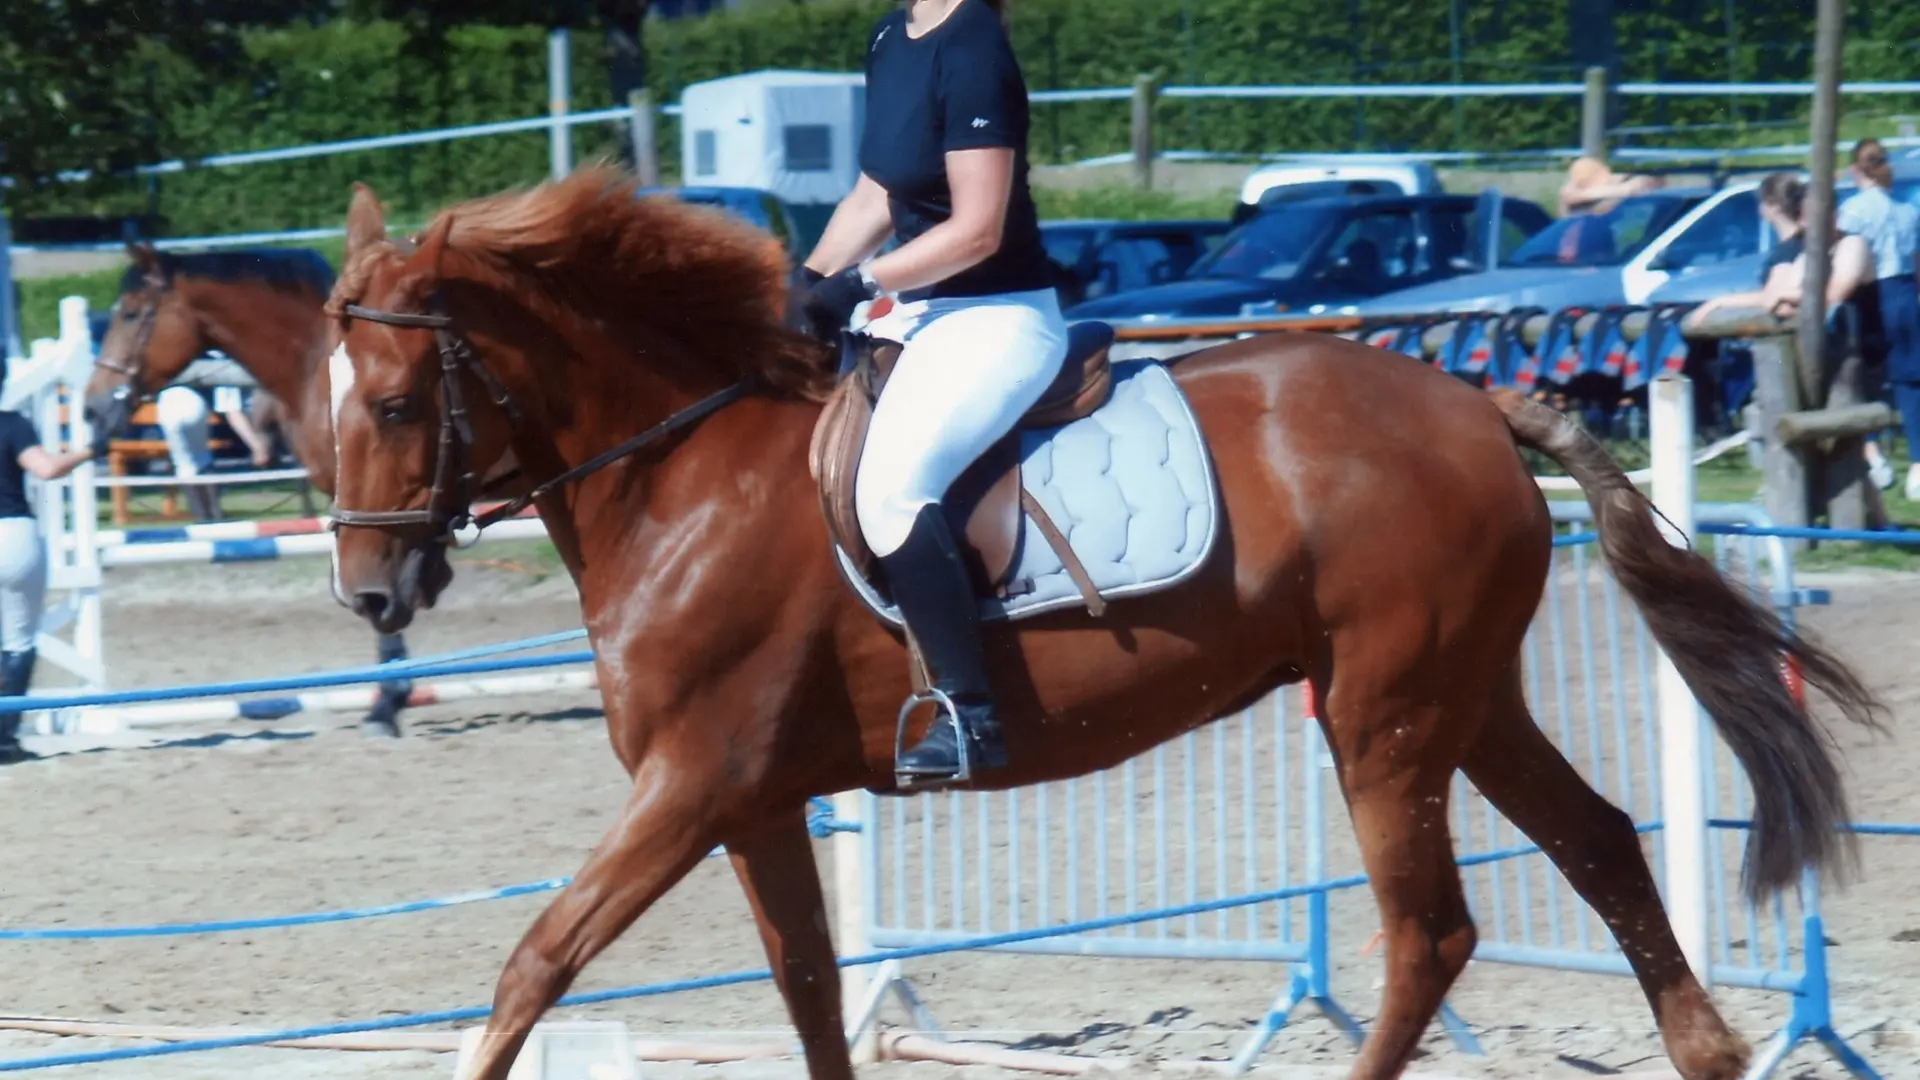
[1066,193,1550,321]
[635,185,806,254]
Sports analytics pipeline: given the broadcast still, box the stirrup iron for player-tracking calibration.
[893,687,971,789]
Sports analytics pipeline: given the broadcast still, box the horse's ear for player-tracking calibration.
[125,241,159,274]
[406,214,456,278]
[346,183,387,254]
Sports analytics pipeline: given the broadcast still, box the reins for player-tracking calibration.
[333,298,752,542]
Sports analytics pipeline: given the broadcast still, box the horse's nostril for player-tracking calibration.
[352,591,390,620]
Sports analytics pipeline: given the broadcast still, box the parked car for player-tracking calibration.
[1065,192,1549,321]
[1650,170,1920,305]
[635,185,803,254]
[1235,161,1444,224]
[1040,219,1232,309]
[1352,189,1713,315]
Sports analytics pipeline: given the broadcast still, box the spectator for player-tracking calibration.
[0,406,96,763]
[1690,174,1808,422]
[154,384,272,523]
[1691,173,1809,319]
[1558,155,1663,217]
[1837,138,1920,495]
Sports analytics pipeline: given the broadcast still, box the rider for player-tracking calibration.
[792,0,1065,783]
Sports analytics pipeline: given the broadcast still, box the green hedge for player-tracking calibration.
[10,0,1910,239]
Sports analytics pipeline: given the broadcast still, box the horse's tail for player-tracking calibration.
[1489,389,1884,901]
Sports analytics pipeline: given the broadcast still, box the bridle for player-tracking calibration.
[332,296,754,544]
[95,275,169,396]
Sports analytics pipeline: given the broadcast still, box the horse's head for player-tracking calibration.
[85,242,205,439]
[325,185,507,633]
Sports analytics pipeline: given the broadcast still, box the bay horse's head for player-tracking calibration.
[85,243,197,439]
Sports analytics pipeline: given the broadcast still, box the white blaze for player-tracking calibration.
[327,343,356,605]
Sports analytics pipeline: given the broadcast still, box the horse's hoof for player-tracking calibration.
[361,702,403,738]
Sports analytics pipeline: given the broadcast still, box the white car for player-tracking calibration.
[1234,161,1444,223]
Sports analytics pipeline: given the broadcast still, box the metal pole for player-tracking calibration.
[1580,66,1609,160]
[1649,375,1711,985]
[1448,0,1466,146]
[628,89,660,187]
[0,204,20,361]
[548,28,573,181]
[1798,0,1844,401]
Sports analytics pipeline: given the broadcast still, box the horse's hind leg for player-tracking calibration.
[361,631,410,737]
[1318,678,1479,1079]
[459,756,717,1080]
[728,809,855,1080]
[1462,670,1748,1080]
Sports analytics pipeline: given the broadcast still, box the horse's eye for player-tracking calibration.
[121,308,141,323]
[377,395,416,424]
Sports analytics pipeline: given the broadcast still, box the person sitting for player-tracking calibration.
[1558,156,1662,217]
[154,384,272,522]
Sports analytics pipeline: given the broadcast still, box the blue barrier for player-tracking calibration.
[0,650,594,714]
[0,873,1375,1074]
[0,800,851,941]
[0,879,568,941]
[1701,523,1920,545]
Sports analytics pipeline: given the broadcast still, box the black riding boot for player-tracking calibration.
[881,505,1007,783]
[0,648,38,764]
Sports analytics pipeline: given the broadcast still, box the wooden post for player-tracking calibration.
[1751,335,1809,550]
[628,89,660,187]
[1130,73,1157,191]
[1798,0,1844,401]
[1580,66,1609,161]
[1821,353,1870,532]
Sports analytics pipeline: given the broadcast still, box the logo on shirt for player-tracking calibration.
[872,25,888,48]
[971,117,990,129]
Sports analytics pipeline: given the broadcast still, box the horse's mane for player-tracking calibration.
[129,248,336,297]
[337,167,832,401]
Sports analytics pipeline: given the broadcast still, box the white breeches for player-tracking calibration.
[0,517,46,653]
[855,288,1069,556]
[156,386,212,477]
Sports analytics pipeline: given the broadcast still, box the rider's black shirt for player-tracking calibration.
[858,0,1051,301]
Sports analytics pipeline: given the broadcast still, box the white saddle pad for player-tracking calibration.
[841,360,1220,624]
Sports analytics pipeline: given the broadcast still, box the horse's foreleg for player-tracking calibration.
[1320,679,1477,1080]
[1463,671,1748,1080]
[361,631,409,737]
[459,757,717,1080]
[728,808,855,1080]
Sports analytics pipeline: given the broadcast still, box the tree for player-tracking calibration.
[343,0,657,168]
[0,1,327,197]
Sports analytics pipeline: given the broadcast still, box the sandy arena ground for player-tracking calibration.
[1,556,1915,1080]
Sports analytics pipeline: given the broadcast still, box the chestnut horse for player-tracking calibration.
[85,244,417,734]
[325,170,1878,1080]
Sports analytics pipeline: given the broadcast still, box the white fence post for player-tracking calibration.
[548,28,573,181]
[1649,374,1710,985]
[831,790,878,1063]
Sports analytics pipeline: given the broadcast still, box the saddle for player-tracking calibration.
[808,321,1118,614]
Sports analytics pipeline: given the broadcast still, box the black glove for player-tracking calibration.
[800,267,878,344]
[88,427,113,464]
[784,265,825,333]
